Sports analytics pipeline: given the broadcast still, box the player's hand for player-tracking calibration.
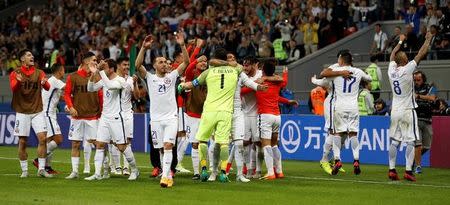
[399,34,406,42]
[255,77,265,84]
[177,83,185,93]
[40,77,48,85]
[69,107,78,117]
[98,60,107,71]
[132,75,139,83]
[196,38,204,48]
[425,32,434,40]
[176,32,185,46]
[142,35,153,49]
[311,75,317,82]
[288,100,299,107]
[197,55,207,62]
[257,84,268,91]
[16,73,23,82]
[339,70,353,78]
[88,61,98,73]
[228,61,238,67]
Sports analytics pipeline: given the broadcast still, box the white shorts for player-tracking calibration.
[124,114,133,139]
[45,115,61,137]
[324,98,332,130]
[96,117,128,144]
[178,107,186,132]
[244,116,259,142]
[14,112,47,137]
[151,118,178,149]
[389,109,420,143]
[258,114,281,140]
[332,110,359,133]
[186,115,200,143]
[232,109,245,141]
[68,119,98,141]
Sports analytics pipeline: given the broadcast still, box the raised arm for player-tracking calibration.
[135,35,153,79]
[99,71,124,90]
[176,32,190,75]
[311,75,329,87]
[414,32,434,64]
[390,34,405,62]
[320,68,352,78]
[240,72,267,91]
[189,39,203,63]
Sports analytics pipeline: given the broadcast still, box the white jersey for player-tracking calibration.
[241,69,263,117]
[146,70,179,121]
[42,76,65,117]
[331,66,372,112]
[121,75,134,118]
[388,60,418,111]
[99,71,127,119]
[234,72,259,111]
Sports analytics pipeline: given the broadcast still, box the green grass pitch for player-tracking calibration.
[0,146,449,205]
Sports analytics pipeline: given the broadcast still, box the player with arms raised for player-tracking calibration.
[387,32,433,182]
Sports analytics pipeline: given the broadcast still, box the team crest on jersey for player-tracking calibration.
[164,78,172,85]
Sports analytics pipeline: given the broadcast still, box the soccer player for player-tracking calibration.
[37,63,66,174]
[10,49,51,178]
[312,50,350,175]
[387,32,432,181]
[179,48,266,182]
[250,62,296,180]
[320,52,372,176]
[181,54,208,180]
[84,59,139,181]
[65,52,102,179]
[135,33,189,188]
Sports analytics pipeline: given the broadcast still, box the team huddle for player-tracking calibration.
[8,31,433,187]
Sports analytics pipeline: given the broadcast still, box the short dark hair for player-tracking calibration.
[18,49,32,59]
[262,61,276,76]
[106,59,117,72]
[413,70,427,83]
[116,56,129,64]
[430,25,438,30]
[360,80,369,88]
[339,52,353,65]
[370,55,378,63]
[50,63,64,74]
[82,52,96,61]
[243,56,258,65]
[173,49,182,59]
[375,23,381,27]
[213,47,228,61]
[337,49,350,58]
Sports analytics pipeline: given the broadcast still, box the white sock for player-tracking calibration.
[350,136,360,161]
[321,134,333,162]
[38,158,46,170]
[71,157,79,173]
[263,146,274,176]
[191,148,200,175]
[235,143,244,176]
[123,146,137,171]
[272,146,282,173]
[212,143,221,174]
[94,149,105,176]
[332,135,342,160]
[83,141,92,170]
[227,144,235,163]
[405,142,415,171]
[208,142,215,171]
[177,137,188,165]
[20,160,28,172]
[243,145,250,167]
[249,145,255,170]
[46,141,57,166]
[162,149,173,178]
[389,140,399,170]
[110,144,120,168]
[46,153,53,167]
[122,153,129,169]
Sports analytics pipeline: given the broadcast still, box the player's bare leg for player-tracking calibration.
[44,134,63,174]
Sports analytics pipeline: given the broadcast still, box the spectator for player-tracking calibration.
[351,0,377,29]
[236,37,256,60]
[403,24,418,54]
[258,35,273,58]
[370,23,388,61]
[386,26,402,53]
[275,19,293,42]
[416,25,428,51]
[318,11,331,49]
[302,16,319,56]
[309,85,326,115]
[373,98,389,116]
[427,25,442,60]
[437,35,450,59]
[423,8,438,30]
[413,70,437,174]
[273,36,287,64]
[365,55,382,100]
[358,80,374,116]
[398,4,424,35]
[291,23,305,58]
[286,40,301,64]
[436,8,450,36]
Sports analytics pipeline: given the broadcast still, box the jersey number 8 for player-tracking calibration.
[393,80,402,95]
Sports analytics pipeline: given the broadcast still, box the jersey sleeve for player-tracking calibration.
[405,60,417,74]
[99,70,124,90]
[40,71,50,91]
[9,71,20,92]
[170,69,180,80]
[239,72,258,91]
[196,68,210,85]
[311,76,329,87]
[185,60,198,81]
[64,75,74,108]
[56,79,66,89]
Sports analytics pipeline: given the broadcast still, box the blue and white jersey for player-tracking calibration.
[42,76,65,118]
[388,60,418,111]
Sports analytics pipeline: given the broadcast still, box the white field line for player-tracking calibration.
[1,156,450,189]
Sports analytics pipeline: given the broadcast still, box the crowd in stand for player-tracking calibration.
[0,0,396,75]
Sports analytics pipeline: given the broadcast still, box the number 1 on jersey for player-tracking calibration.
[220,74,224,89]
[342,77,356,93]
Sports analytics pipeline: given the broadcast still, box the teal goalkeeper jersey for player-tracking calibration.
[196,65,241,113]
